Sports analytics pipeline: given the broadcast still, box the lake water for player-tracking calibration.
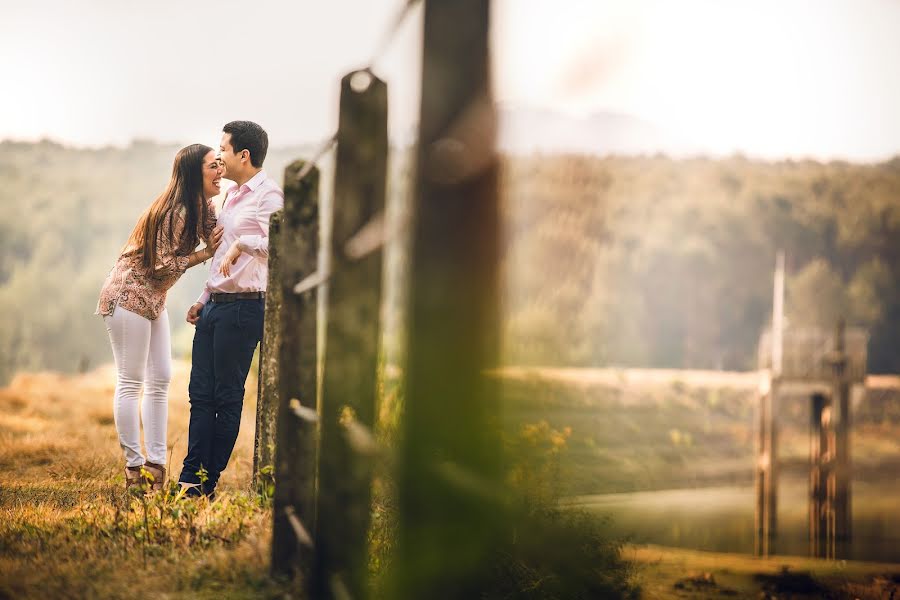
[566,477,900,563]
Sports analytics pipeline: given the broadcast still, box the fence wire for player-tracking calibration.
[294,0,421,185]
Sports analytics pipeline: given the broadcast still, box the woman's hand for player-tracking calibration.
[218,240,242,277]
[204,225,224,258]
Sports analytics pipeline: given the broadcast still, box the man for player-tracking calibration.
[178,121,284,498]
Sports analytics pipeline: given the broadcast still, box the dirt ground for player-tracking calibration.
[630,544,900,599]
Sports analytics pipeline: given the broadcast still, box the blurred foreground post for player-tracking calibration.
[270,161,320,582]
[397,0,506,597]
[315,70,388,598]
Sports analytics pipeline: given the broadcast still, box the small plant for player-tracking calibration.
[505,420,572,510]
[256,464,276,502]
[196,465,209,487]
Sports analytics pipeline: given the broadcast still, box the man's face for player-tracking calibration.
[219,132,245,179]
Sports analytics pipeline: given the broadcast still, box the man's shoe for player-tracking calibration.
[177,482,203,498]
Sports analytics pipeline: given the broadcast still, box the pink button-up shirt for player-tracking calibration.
[197,170,284,304]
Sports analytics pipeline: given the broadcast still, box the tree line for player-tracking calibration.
[501,153,900,373]
[1,140,898,384]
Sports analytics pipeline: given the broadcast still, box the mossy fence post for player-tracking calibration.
[315,70,388,598]
[254,212,282,492]
[268,161,320,582]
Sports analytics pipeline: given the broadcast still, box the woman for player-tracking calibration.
[97,143,224,491]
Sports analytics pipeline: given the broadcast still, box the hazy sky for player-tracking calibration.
[3,0,899,161]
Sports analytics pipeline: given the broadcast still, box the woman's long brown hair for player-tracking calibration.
[122,144,212,271]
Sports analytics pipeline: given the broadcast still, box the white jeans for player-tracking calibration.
[103,306,171,467]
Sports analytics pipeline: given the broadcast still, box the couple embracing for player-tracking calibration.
[97,120,283,499]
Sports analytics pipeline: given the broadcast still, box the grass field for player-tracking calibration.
[498,366,900,496]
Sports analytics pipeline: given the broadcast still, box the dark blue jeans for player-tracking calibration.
[179,299,264,494]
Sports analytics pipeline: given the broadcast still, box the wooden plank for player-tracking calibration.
[271,161,320,582]
[396,1,505,596]
[315,70,388,598]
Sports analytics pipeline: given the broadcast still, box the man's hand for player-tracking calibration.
[219,240,242,277]
[186,302,203,325]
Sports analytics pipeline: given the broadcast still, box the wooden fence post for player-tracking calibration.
[397,1,505,596]
[271,161,320,582]
[254,213,282,493]
[316,70,388,598]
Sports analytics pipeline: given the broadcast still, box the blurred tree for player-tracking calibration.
[787,259,848,329]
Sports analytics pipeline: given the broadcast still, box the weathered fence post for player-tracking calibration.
[271,161,320,581]
[316,70,388,598]
[254,214,282,492]
[397,0,505,596]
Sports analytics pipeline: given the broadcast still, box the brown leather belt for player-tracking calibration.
[210,291,265,303]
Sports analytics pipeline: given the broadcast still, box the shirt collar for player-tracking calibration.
[240,170,267,192]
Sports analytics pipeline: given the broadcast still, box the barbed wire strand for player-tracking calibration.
[295,0,422,183]
[365,0,423,73]
[294,133,337,182]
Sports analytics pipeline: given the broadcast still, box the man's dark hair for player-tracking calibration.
[223,120,269,168]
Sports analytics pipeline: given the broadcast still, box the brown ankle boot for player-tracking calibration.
[143,462,166,492]
[125,465,144,490]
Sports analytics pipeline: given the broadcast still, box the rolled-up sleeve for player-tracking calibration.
[237,188,284,259]
[196,284,211,306]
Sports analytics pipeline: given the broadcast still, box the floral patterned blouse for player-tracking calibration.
[97,201,216,321]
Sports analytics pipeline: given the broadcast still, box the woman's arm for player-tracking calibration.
[184,245,214,269]
[151,210,222,279]
[150,213,191,281]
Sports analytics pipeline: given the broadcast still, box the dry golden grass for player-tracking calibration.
[0,362,289,599]
[1,363,257,490]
